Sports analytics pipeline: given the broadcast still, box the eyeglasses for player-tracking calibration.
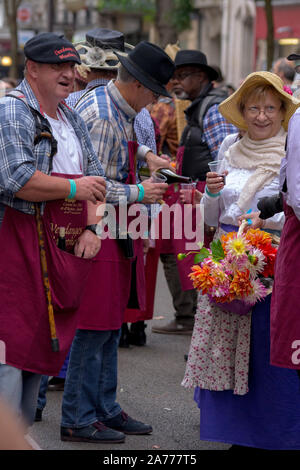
[246,105,280,117]
[172,71,202,81]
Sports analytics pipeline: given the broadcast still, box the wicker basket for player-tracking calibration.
[174,98,190,141]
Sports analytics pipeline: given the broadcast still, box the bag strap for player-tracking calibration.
[7,90,58,159]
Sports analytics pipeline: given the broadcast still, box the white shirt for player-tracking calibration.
[46,109,83,175]
[202,154,284,231]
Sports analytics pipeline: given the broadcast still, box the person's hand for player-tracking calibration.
[145,151,173,173]
[74,229,101,258]
[179,189,203,205]
[238,211,265,230]
[141,179,168,204]
[206,171,227,194]
[74,176,106,204]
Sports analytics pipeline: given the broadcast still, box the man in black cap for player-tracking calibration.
[0,32,107,428]
[60,41,174,444]
[152,50,237,335]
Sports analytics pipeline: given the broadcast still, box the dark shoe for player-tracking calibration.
[48,377,65,391]
[35,408,43,422]
[103,411,152,435]
[119,323,130,348]
[60,421,125,443]
[184,354,188,362]
[129,321,146,346]
[152,319,193,335]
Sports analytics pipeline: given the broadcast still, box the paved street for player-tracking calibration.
[30,260,229,451]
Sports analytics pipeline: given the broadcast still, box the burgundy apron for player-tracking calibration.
[0,174,93,375]
[154,145,209,291]
[78,140,146,330]
[270,202,300,369]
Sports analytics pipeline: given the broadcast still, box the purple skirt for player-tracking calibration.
[195,295,300,450]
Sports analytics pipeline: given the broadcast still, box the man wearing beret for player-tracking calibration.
[60,41,174,444]
[0,32,112,428]
[152,50,237,336]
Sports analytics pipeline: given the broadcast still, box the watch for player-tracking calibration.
[85,224,98,235]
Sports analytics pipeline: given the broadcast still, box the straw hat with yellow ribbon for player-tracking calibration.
[219,71,300,131]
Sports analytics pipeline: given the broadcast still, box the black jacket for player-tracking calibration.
[180,83,229,181]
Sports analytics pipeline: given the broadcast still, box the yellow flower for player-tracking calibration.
[227,237,249,258]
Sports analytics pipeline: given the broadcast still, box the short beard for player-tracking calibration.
[174,90,189,100]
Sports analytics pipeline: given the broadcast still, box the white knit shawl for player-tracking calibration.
[224,127,286,212]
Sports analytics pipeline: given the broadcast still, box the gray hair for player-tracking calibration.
[117,64,136,83]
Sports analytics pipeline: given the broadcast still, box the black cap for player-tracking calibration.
[116,41,175,98]
[287,53,300,61]
[24,33,81,65]
[175,50,219,81]
[86,28,124,51]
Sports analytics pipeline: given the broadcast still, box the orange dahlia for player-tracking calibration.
[230,269,253,298]
[189,264,215,294]
[245,229,272,249]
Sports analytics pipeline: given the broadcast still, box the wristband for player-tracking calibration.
[85,224,98,235]
[67,179,77,199]
[137,183,145,202]
[205,186,221,198]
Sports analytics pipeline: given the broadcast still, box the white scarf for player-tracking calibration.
[225,127,286,212]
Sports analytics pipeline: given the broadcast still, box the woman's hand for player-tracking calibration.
[238,211,265,230]
[206,171,227,194]
[179,189,202,205]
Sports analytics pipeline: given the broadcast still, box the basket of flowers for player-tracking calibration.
[178,221,278,315]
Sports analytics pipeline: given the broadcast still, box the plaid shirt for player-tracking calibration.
[203,103,237,160]
[0,79,107,225]
[66,78,109,109]
[76,80,148,202]
[68,79,157,155]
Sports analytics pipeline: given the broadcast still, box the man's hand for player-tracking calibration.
[74,229,101,258]
[75,176,106,204]
[141,179,168,204]
[145,151,173,173]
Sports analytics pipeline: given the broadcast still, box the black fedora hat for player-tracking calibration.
[175,50,219,81]
[116,41,175,97]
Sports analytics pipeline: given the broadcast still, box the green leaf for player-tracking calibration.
[194,247,210,264]
[210,239,225,261]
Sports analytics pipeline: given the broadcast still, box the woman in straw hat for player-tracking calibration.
[182,71,300,450]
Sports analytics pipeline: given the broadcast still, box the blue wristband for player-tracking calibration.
[137,183,145,202]
[205,186,221,198]
[67,179,77,199]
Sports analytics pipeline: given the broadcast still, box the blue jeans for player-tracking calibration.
[37,350,70,411]
[37,375,49,411]
[61,328,122,429]
[0,364,41,426]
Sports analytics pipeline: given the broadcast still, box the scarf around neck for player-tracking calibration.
[224,127,286,212]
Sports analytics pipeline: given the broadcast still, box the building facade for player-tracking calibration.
[176,0,256,88]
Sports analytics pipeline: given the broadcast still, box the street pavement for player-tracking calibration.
[30,260,229,452]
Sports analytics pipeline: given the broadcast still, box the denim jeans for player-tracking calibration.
[36,350,70,411]
[61,328,122,429]
[0,364,41,426]
[37,375,49,411]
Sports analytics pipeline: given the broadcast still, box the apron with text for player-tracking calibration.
[78,140,146,330]
[270,202,300,369]
[0,173,93,375]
